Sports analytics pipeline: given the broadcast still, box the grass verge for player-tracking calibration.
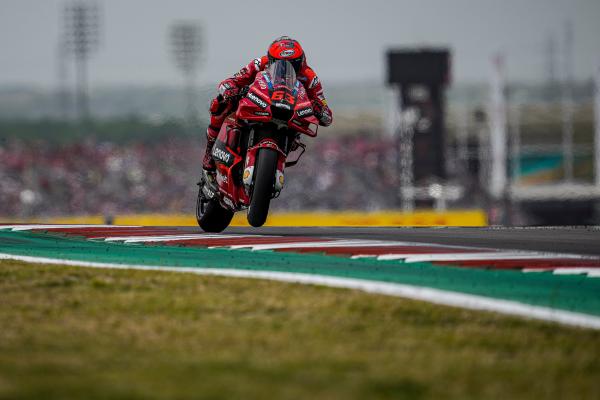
[1,260,599,400]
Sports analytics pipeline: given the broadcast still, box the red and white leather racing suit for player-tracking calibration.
[203,56,332,170]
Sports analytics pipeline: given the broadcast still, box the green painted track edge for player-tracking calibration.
[1,229,599,317]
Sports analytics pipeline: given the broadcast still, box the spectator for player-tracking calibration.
[0,134,399,217]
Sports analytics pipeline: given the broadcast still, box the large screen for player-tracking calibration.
[387,49,450,85]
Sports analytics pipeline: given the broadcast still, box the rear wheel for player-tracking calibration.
[247,148,278,227]
[196,184,234,233]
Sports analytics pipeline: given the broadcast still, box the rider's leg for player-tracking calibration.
[202,124,220,171]
[202,97,233,171]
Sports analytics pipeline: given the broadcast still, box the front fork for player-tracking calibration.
[243,137,287,199]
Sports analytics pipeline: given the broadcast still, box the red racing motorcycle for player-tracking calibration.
[196,60,319,232]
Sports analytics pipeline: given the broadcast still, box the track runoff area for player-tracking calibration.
[1,224,600,329]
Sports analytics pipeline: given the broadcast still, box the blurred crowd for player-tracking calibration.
[0,134,398,218]
[280,134,397,210]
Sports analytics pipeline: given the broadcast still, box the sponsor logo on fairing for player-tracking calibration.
[279,49,295,58]
[247,92,268,109]
[296,107,313,117]
[254,111,270,116]
[212,147,231,163]
[275,170,284,191]
[275,103,291,110]
[243,167,254,185]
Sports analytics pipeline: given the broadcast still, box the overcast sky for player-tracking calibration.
[1,0,599,88]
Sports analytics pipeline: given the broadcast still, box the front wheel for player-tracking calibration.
[247,148,278,227]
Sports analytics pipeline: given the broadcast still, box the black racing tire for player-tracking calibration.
[196,192,234,233]
[247,148,278,228]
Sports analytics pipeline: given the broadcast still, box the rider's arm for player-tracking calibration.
[217,57,267,99]
[300,66,333,127]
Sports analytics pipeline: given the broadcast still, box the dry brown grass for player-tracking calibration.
[1,260,599,400]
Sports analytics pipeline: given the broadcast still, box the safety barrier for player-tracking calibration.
[4,209,487,227]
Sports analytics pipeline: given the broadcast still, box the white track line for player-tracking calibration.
[553,268,600,277]
[1,252,599,330]
[524,268,600,278]
[395,252,588,263]
[101,234,257,243]
[358,253,554,262]
[225,240,439,251]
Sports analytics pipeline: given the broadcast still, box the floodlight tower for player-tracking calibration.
[170,21,204,124]
[56,37,70,120]
[561,20,575,182]
[63,0,101,122]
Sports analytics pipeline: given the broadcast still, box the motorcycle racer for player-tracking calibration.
[202,36,333,172]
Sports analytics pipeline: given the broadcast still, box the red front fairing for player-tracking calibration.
[236,72,319,136]
[287,79,319,137]
[236,73,272,123]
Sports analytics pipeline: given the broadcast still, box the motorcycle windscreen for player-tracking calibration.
[267,60,297,119]
[268,60,297,90]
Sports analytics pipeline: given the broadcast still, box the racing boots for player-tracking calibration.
[202,137,216,172]
[202,125,219,172]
